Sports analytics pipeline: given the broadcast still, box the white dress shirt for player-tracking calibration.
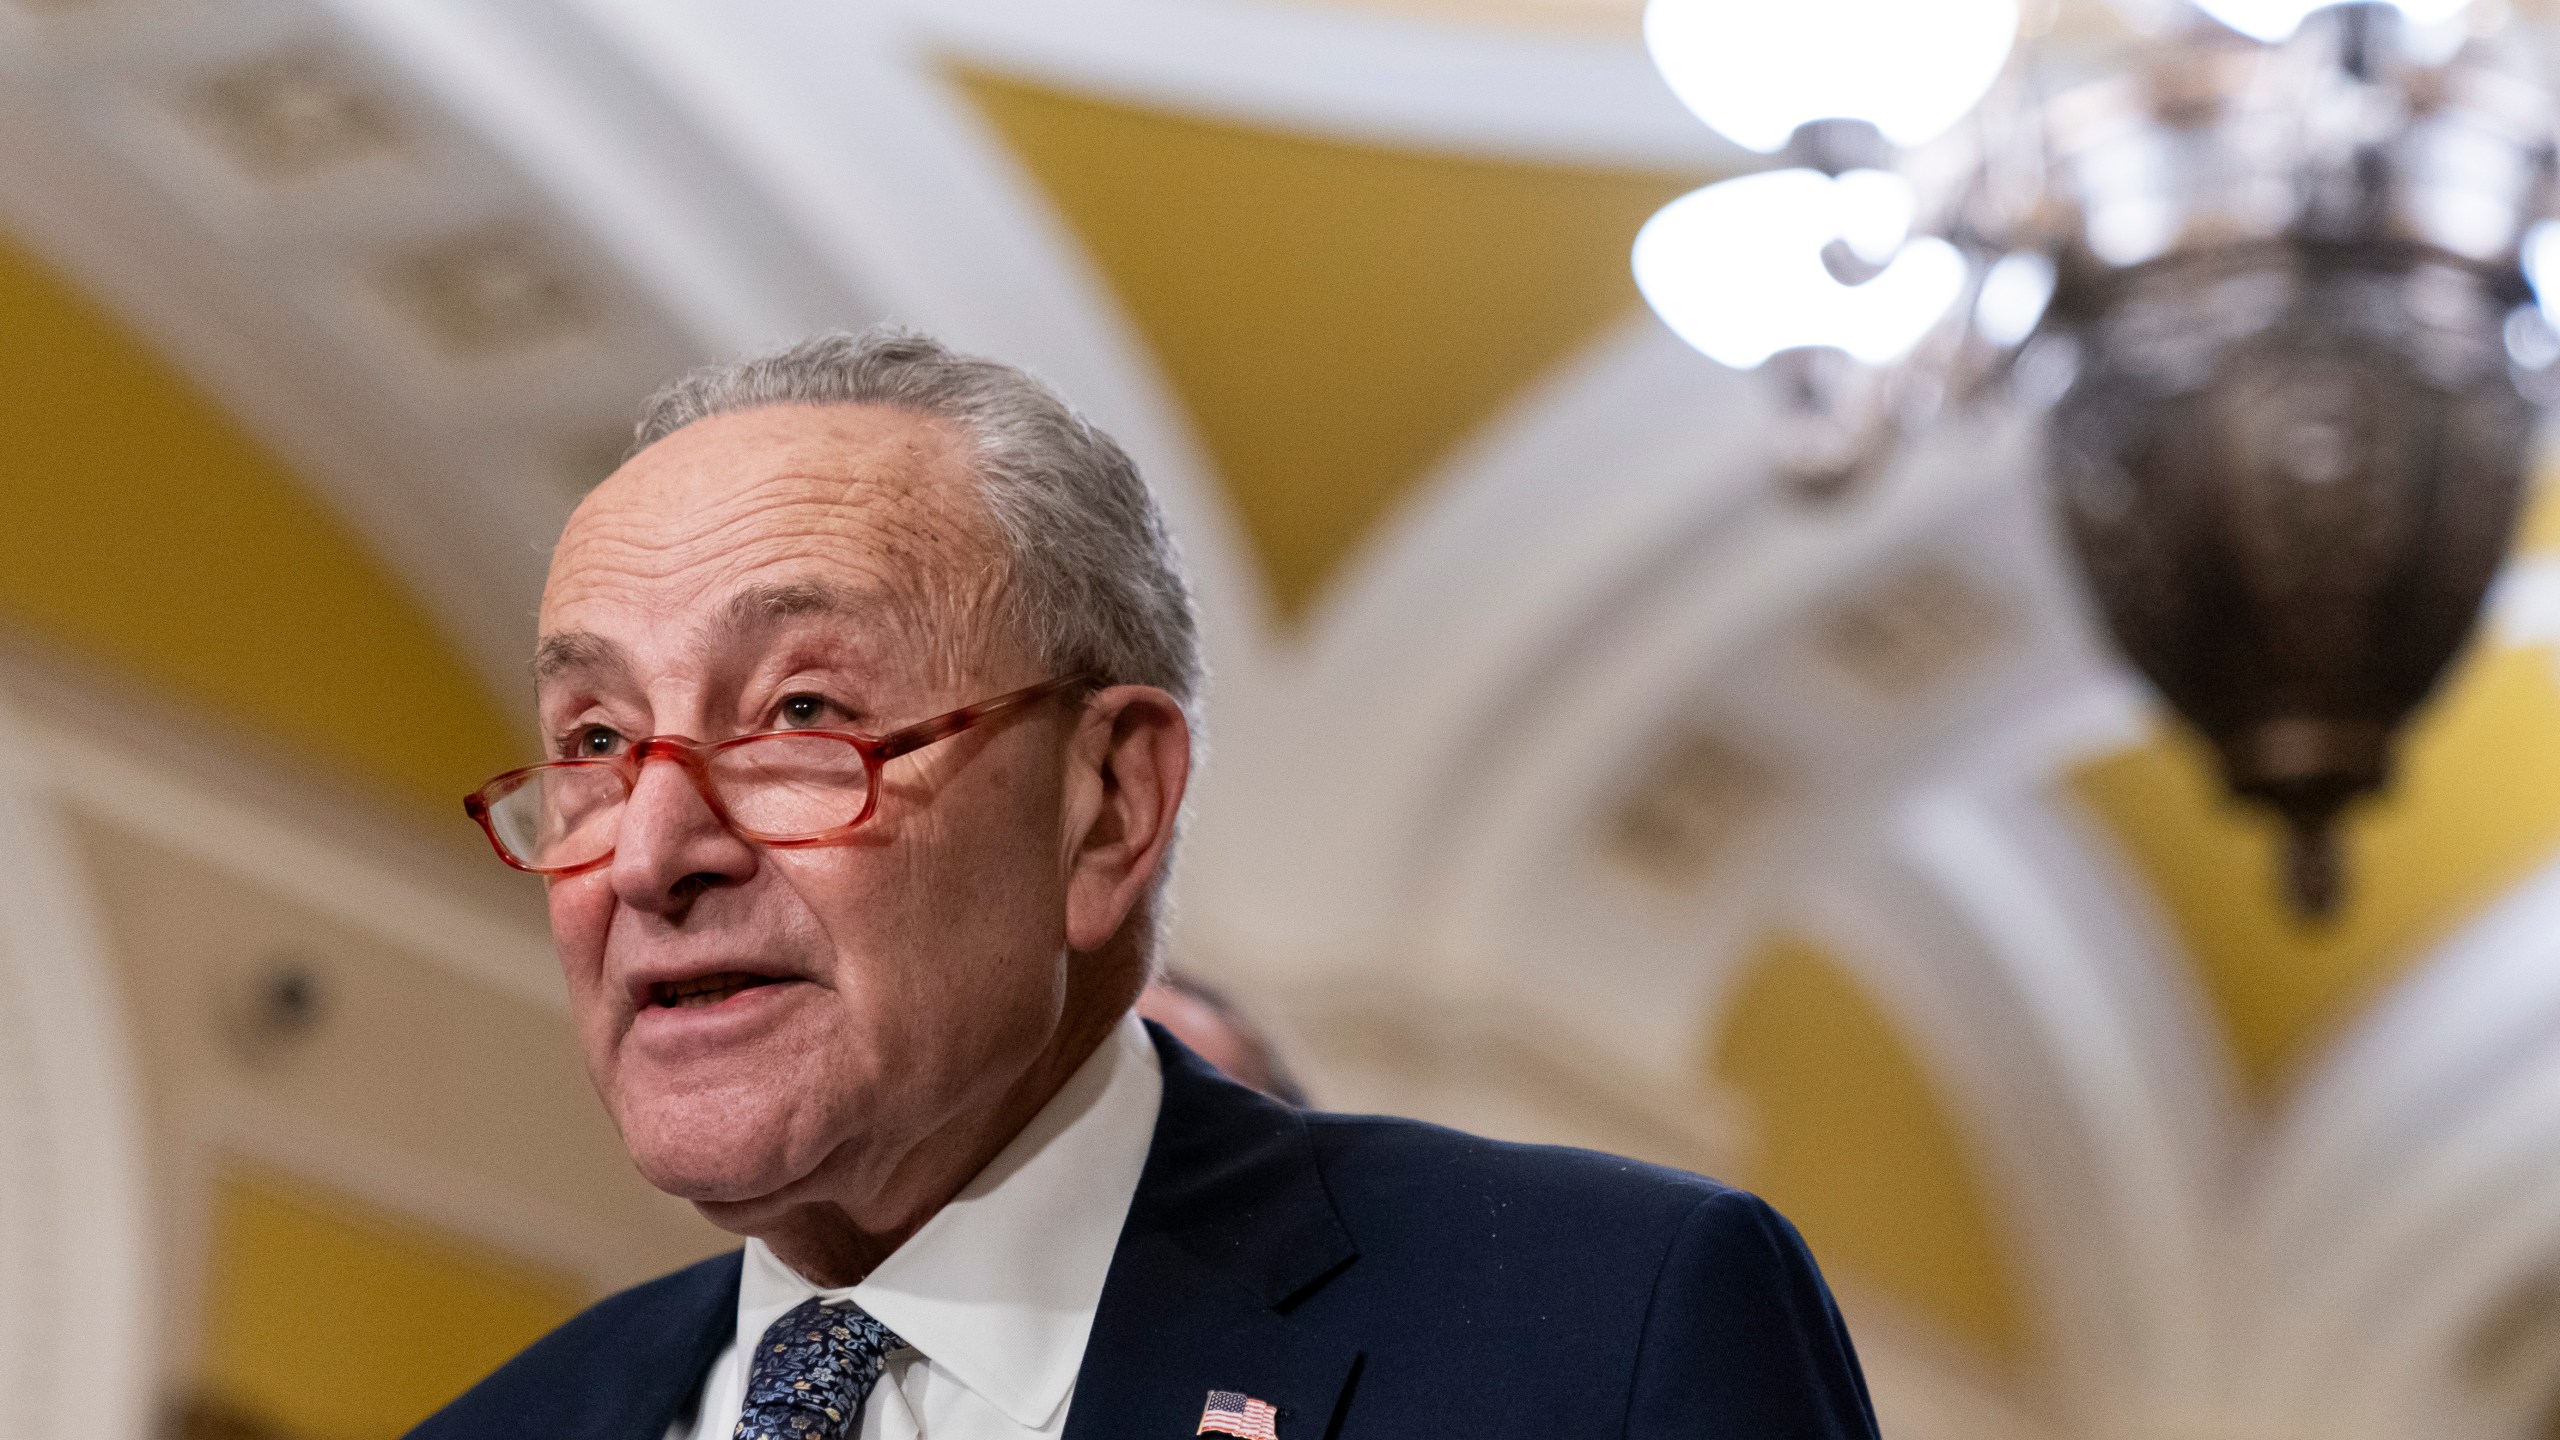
[669,1014,1164,1440]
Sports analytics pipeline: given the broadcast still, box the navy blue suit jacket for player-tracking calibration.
[413,1025,1879,1439]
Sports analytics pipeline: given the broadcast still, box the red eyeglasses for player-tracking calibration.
[463,675,1089,875]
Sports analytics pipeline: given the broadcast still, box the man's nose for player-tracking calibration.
[608,749,757,915]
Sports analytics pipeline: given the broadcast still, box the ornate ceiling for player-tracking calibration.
[10,0,2560,1436]
[0,228,517,813]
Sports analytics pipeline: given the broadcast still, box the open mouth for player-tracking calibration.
[650,973,788,1009]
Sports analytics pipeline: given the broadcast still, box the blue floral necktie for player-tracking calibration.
[732,1296,905,1440]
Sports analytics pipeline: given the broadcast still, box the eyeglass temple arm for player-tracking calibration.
[869,675,1092,763]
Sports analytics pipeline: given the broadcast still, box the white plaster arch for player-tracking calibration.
[1226,319,1778,970]
[2245,850,2560,1428]
[0,684,153,1440]
[1375,397,2040,1053]
[1792,838,2222,1420]
[1892,769,2249,1424]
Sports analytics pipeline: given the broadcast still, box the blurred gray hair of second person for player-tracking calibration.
[1136,970,1308,1106]
[524,326,1200,1289]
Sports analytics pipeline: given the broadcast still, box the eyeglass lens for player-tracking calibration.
[484,733,874,870]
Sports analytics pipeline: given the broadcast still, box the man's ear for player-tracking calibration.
[1061,685,1192,954]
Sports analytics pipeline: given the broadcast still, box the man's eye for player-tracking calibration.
[778,694,832,728]
[572,726,622,757]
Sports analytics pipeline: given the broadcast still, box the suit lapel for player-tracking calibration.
[1065,1026,1362,1440]
[583,1250,741,1440]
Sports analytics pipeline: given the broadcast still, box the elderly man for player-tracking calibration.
[422,330,1878,1440]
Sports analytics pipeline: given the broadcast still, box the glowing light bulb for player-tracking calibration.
[2190,0,2469,43]
[1643,0,2021,154]
[1633,170,1970,370]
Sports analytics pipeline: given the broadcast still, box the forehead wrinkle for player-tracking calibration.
[567,465,973,589]
[544,407,1018,690]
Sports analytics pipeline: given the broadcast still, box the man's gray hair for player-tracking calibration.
[633,327,1203,716]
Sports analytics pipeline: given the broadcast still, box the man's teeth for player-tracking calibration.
[655,973,776,1007]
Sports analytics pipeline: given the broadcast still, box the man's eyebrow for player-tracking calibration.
[531,583,903,687]
[531,630,627,685]
[720,580,897,634]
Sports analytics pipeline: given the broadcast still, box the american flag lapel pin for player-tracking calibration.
[1197,1389,1280,1439]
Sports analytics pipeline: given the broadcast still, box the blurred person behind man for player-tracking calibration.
[418,327,1880,1440]
[1135,970,1307,1106]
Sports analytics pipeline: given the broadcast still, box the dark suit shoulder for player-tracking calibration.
[408,1250,741,1440]
[1626,1188,1880,1437]
[1304,1108,1736,1239]
[1288,1111,1871,1438]
[1079,1031,1879,1440]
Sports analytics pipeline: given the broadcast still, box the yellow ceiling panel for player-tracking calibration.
[2073,642,2560,1096]
[954,69,1703,619]
[1710,934,2032,1367]
[197,1164,587,1440]
[0,229,521,819]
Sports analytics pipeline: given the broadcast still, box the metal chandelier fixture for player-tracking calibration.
[1636,0,2560,917]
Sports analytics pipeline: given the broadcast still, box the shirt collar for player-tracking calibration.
[734,1012,1164,1430]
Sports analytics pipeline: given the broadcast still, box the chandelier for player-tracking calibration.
[1636,0,2560,916]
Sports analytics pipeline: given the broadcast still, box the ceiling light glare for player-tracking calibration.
[2190,0,2470,43]
[1644,0,2022,154]
[1833,168,1918,264]
[1634,170,1970,370]
[2505,305,2560,371]
[1975,251,2057,345]
[2523,218,2560,324]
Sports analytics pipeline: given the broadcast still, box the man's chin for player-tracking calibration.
[628,1140,812,1212]
[613,1096,828,1210]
